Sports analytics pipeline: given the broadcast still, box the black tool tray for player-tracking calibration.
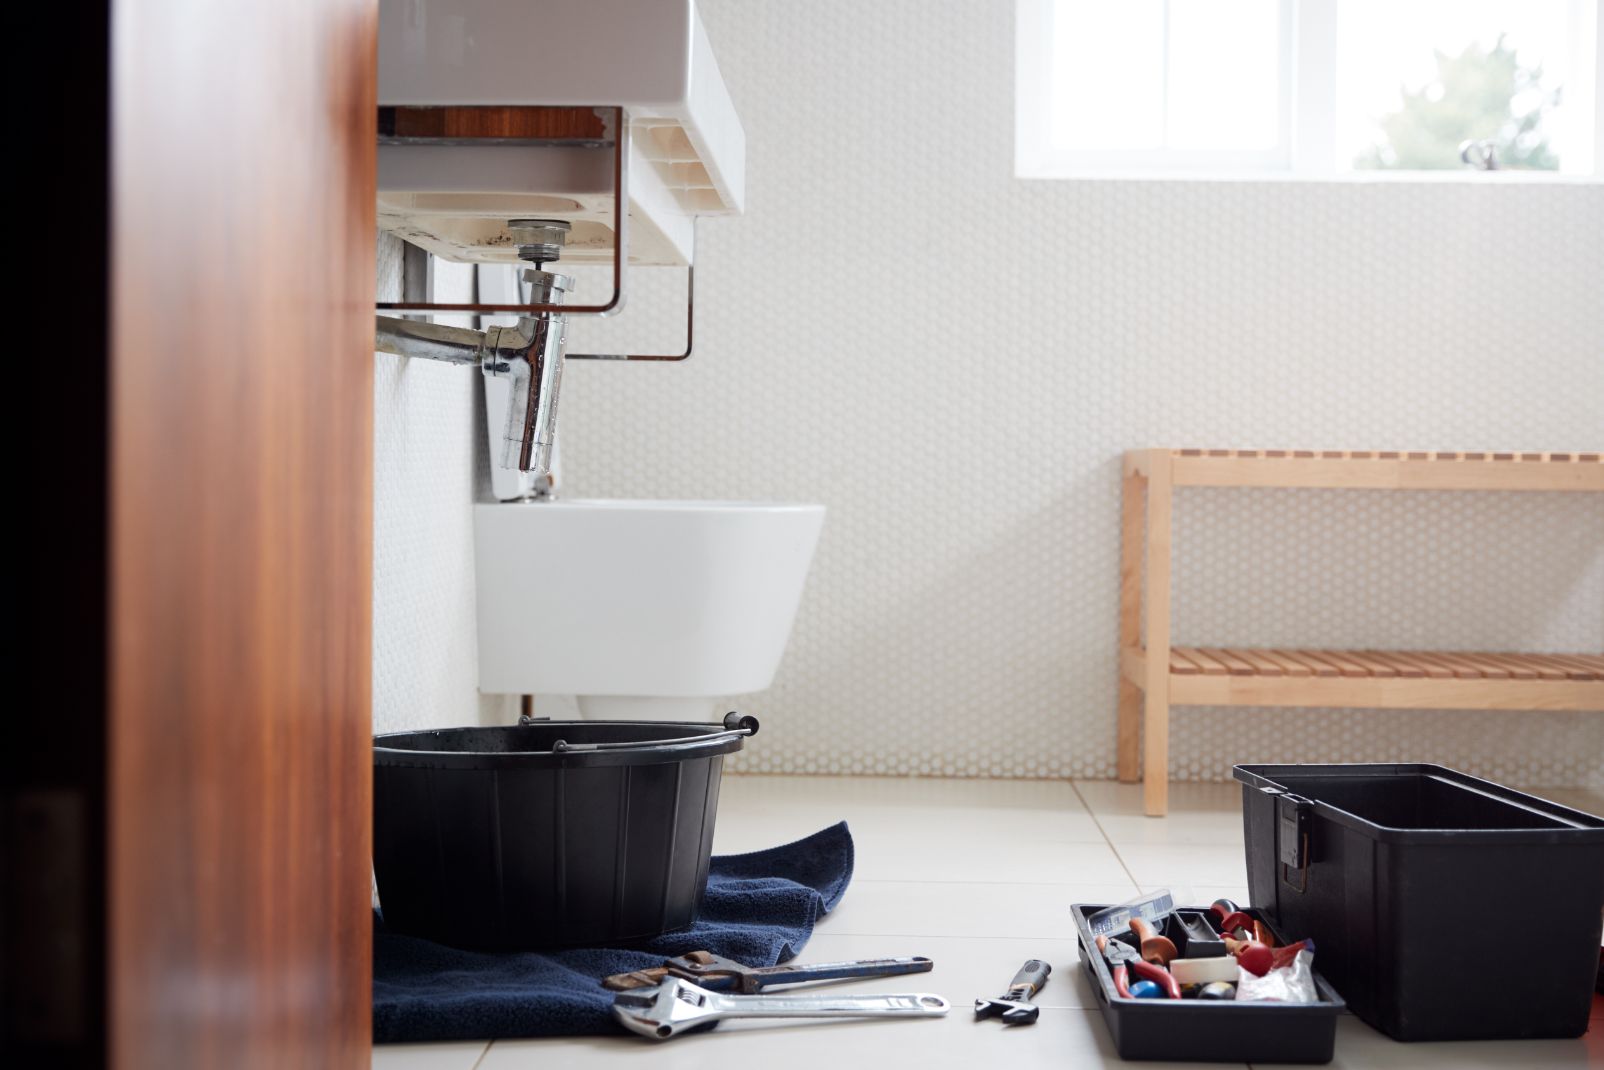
[1073,903,1345,1063]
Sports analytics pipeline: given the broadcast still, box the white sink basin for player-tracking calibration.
[474,499,824,713]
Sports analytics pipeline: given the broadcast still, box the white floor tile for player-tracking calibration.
[722,774,1087,812]
[1092,808,1245,848]
[1256,1014,1604,1068]
[794,932,1100,1009]
[479,1008,1230,1070]
[844,837,1130,884]
[714,802,1106,855]
[371,1040,488,1070]
[1112,842,1249,888]
[819,879,1137,940]
[714,779,1115,883]
[1074,778,1243,818]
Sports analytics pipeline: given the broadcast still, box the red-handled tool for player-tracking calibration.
[1225,936,1274,977]
[1096,935,1182,999]
[1129,916,1178,965]
[1216,911,1256,940]
[1211,908,1282,977]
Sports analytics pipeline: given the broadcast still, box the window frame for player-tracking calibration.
[1015,0,1604,179]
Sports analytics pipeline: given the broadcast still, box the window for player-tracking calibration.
[1016,0,1603,177]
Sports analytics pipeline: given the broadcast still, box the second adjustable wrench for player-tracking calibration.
[974,959,1052,1024]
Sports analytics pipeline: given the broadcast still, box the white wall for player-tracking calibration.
[373,234,516,734]
[548,0,1604,783]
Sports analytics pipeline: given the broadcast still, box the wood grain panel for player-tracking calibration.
[1170,671,1603,711]
[1168,449,1604,491]
[110,1,375,1066]
[381,104,608,140]
[1163,648,1604,710]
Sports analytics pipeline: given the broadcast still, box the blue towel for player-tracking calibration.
[373,821,854,1043]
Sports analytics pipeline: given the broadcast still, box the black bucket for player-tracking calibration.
[373,714,757,950]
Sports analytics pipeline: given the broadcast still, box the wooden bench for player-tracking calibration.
[1119,449,1604,816]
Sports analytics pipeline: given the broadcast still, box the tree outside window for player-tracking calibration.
[1357,35,1561,170]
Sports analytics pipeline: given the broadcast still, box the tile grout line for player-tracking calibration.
[811,926,1083,937]
[847,879,1140,887]
[1077,783,1250,1069]
[1070,780,1143,890]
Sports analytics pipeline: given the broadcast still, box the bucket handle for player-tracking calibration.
[545,711,760,755]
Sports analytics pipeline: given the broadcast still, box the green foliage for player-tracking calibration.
[1357,35,1559,170]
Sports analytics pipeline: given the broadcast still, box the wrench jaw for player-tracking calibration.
[611,978,719,1041]
[973,997,1040,1025]
[604,951,938,994]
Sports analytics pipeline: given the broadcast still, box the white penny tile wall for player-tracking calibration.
[373,233,516,734]
[544,1,1604,783]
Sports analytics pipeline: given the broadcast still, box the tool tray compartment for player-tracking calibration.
[1074,904,1345,1063]
[1235,762,1604,1042]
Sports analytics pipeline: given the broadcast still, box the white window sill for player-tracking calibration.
[1014,169,1604,184]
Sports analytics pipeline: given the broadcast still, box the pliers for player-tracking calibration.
[1096,935,1182,999]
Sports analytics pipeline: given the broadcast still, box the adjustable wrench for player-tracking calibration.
[974,959,1052,1024]
[604,950,933,993]
[611,976,950,1041]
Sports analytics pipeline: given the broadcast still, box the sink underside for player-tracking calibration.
[473,499,824,697]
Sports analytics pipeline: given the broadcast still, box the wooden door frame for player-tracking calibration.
[8,3,378,1065]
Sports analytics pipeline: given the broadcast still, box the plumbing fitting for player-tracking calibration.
[507,218,571,266]
[373,219,574,487]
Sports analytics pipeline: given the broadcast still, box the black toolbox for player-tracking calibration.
[1074,903,1345,1063]
[1235,763,1604,1042]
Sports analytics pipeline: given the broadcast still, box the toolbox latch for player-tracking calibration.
[1276,792,1313,893]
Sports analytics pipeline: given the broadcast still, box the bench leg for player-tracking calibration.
[1142,684,1169,816]
[1117,463,1144,782]
[1117,678,1142,782]
[1140,453,1172,817]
